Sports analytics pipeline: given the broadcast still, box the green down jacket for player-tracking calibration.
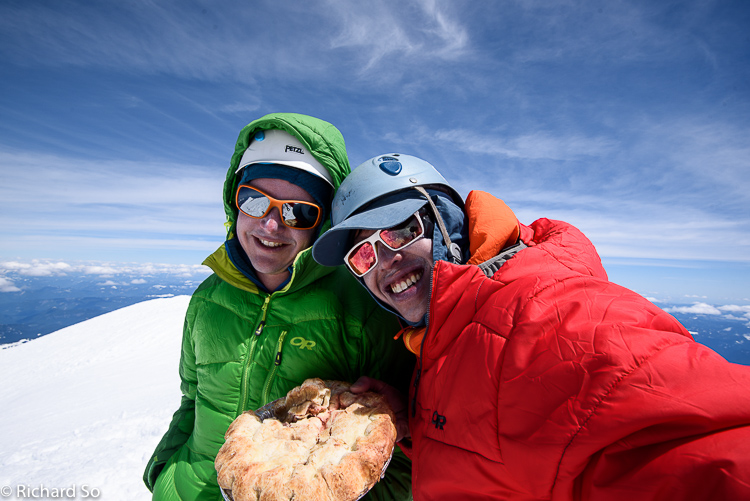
[143,113,414,500]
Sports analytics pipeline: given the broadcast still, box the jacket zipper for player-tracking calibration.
[412,263,436,417]
[235,254,303,414]
[261,329,288,405]
[238,295,271,413]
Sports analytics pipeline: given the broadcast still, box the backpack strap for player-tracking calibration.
[477,240,527,278]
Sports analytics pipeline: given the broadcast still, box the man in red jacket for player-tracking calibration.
[312,153,750,500]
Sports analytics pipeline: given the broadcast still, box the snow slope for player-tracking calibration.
[0,296,191,500]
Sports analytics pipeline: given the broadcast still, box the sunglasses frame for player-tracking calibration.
[344,210,427,277]
[235,185,322,230]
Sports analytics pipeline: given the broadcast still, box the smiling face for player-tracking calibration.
[236,177,318,291]
[355,228,434,323]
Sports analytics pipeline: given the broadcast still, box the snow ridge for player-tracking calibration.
[0,296,190,500]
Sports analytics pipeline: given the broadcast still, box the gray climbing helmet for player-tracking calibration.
[312,153,463,267]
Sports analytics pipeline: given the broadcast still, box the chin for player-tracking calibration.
[393,303,426,324]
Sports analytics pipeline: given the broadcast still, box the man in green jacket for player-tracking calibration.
[144,113,414,500]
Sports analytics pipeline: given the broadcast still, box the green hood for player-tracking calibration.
[222,113,351,238]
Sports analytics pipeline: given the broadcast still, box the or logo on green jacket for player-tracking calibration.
[290,336,316,350]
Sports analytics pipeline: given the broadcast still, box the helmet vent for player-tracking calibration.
[378,159,402,175]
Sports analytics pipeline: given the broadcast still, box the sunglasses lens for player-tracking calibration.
[381,215,423,248]
[348,242,377,276]
[281,203,320,229]
[237,187,271,217]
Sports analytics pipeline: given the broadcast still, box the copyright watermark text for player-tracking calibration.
[1,484,100,499]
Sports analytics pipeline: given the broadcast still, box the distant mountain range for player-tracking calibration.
[667,311,750,366]
[0,269,205,345]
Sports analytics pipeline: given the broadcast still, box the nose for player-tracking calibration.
[260,207,283,231]
[376,243,402,270]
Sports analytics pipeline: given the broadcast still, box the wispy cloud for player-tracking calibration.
[327,0,470,72]
[665,302,750,327]
[653,119,750,205]
[399,126,617,160]
[0,259,210,279]
[219,101,263,114]
[417,0,469,58]
[500,1,711,65]
[719,305,750,315]
[0,1,244,81]
[0,149,226,261]
[0,276,21,292]
[666,302,723,315]
[0,261,72,277]
[0,0,470,83]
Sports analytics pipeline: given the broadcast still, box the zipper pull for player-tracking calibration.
[255,296,271,336]
[274,330,287,367]
[254,321,265,336]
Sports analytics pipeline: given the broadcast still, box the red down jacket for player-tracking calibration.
[401,191,750,500]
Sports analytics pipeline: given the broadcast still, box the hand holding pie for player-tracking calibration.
[215,378,397,501]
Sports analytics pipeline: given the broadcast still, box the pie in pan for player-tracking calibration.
[215,378,397,501]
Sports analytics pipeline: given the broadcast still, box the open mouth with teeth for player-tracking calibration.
[258,238,284,248]
[389,271,423,294]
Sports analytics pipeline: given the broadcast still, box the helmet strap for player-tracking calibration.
[414,186,463,264]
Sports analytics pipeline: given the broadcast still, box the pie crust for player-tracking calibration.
[215,378,397,501]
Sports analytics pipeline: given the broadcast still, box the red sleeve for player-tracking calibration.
[493,268,750,500]
[566,341,750,500]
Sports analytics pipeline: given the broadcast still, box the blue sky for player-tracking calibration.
[1,0,749,305]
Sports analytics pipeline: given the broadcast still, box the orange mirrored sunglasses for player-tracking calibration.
[236,185,322,230]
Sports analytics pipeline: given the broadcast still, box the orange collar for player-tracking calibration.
[394,326,426,356]
[465,190,520,265]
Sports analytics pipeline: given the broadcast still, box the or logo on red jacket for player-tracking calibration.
[431,411,446,430]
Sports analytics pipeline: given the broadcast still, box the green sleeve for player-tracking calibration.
[143,302,200,491]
